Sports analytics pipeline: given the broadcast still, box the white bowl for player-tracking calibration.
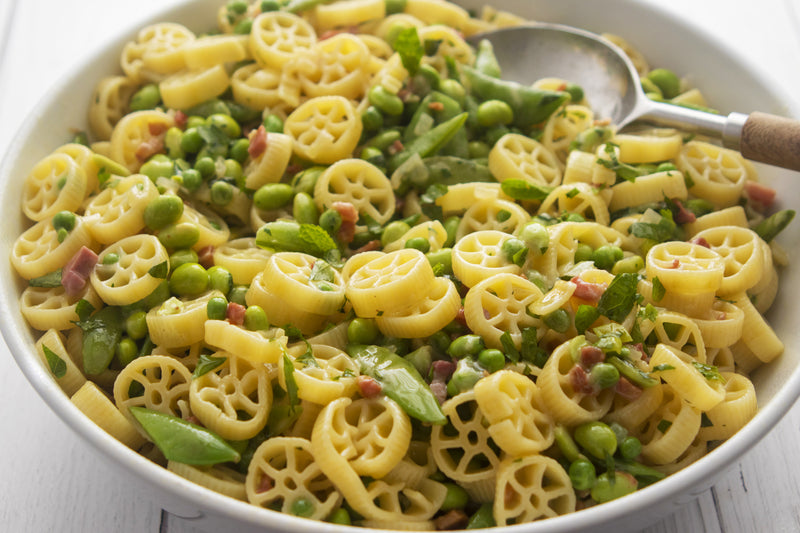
[1,1,798,532]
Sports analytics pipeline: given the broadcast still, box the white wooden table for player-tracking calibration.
[1,1,799,532]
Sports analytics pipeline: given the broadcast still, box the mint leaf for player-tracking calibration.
[597,273,639,323]
[29,269,63,288]
[296,341,320,368]
[148,261,169,279]
[282,353,300,411]
[192,353,227,379]
[651,277,666,302]
[393,27,423,74]
[42,344,67,378]
[500,179,553,201]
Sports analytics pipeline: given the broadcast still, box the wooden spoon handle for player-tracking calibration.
[741,112,800,171]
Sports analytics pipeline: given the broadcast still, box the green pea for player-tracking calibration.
[292,192,319,224]
[178,168,201,193]
[319,209,342,236]
[210,180,234,206]
[207,296,229,320]
[194,156,216,178]
[405,236,430,254]
[140,155,174,181]
[223,159,243,181]
[590,471,638,503]
[439,79,466,106]
[568,458,596,491]
[234,18,253,35]
[260,0,281,12]
[574,421,618,460]
[501,237,527,266]
[125,311,148,341]
[328,507,351,525]
[426,247,452,275]
[447,357,485,396]
[229,285,248,306]
[612,255,645,275]
[384,0,407,15]
[347,318,380,345]
[129,83,161,111]
[484,124,510,145]
[115,337,139,367]
[619,436,642,460]
[229,138,250,163]
[656,162,678,173]
[565,82,584,103]
[52,211,77,232]
[291,166,324,195]
[169,263,209,297]
[543,308,571,334]
[592,244,622,270]
[477,348,505,373]
[159,222,200,250]
[647,68,681,99]
[207,113,241,138]
[381,220,411,247]
[262,113,284,133]
[589,362,620,389]
[440,482,469,511]
[227,0,248,14]
[169,249,199,270]
[164,127,185,160]
[207,266,233,295]
[254,183,294,211]
[368,85,404,116]
[574,242,594,263]
[467,140,491,159]
[244,305,269,331]
[518,221,549,254]
[447,334,485,359]
[186,115,205,129]
[144,195,184,231]
[180,126,205,155]
[443,216,460,248]
[360,146,385,169]
[361,105,384,132]
[101,253,119,266]
[477,99,514,128]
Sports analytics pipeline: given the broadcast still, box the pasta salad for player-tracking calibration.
[10,0,795,529]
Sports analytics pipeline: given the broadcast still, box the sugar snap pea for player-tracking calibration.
[129,406,240,465]
[388,112,468,172]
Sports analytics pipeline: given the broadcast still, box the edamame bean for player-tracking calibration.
[477,348,505,373]
[207,296,229,320]
[169,249,199,270]
[368,85,404,116]
[140,155,174,181]
[447,334,485,359]
[244,305,269,331]
[207,266,233,295]
[381,220,411,247]
[254,183,294,210]
[590,471,638,503]
[129,83,161,111]
[170,263,209,297]
[574,421,618,459]
[234,19,253,35]
[292,192,319,224]
[144,195,184,230]
[125,311,148,340]
[647,68,681,99]
[116,337,139,367]
[159,222,201,249]
[180,127,204,154]
[319,209,342,236]
[568,458,596,491]
[360,146,385,169]
[640,77,663,99]
[207,113,241,138]
[365,129,401,151]
[347,318,380,345]
[165,127,185,159]
[52,211,77,232]
[405,236,430,254]
[210,180,234,206]
[361,106,384,132]
[612,255,645,275]
[223,159,243,181]
[439,79,466,106]
[589,362,620,389]
[477,99,514,128]
[440,482,469,511]
[446,357,484,396]
[518,221,549,254]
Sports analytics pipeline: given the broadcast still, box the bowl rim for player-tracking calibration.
[2,0,799,531]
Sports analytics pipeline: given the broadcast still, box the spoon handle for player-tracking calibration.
[740,112,800,171]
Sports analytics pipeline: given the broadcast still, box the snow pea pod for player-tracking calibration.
[348,344,447,425]
[79,305,124,375]
[461,65,569,128]
[388,112,469,172]
[474,39,502,78]
[129,407,240,465]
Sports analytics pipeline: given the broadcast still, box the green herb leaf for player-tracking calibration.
[192,353,227,379]
[296,341,320,368]
[76,306,124,375]
[29,269,63,288]
[630,210,677,243]
[574,304,600,335]
[500,331,520,362]
[597,273,640,323]
[282,353,301,411]
[148,261,169,279]
[651,277,666,302]
[657,419,672,433]
[42,344,67,378]
[651,363,676,372]
[700,412,714,428]
[692,361,725,382]
[597,143,648,182]
[520,327,547,367]
[308,259,336,291]
[298,223,339,257]
[393,27,423,74]
[500,179,553,201]
[754,209,795,243]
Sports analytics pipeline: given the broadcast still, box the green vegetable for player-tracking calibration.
[647,68,681,99]
[348,344,446,424]
[392,27,424,74]
[569,458,596,491]
[574,421,618,459]
[388,112,469,172]
[447,334,485,359]
[440,482,469,511]
[158,222,201,250]
[169,263,209,297]
[129,84,161,111]
[462,65,569,128]
[256,220,340,262]
[77,306,124,375]
[500,179,553,201]
[466,502,496,529]
[244,305,269,331]
[596,272,640,323]
[606,355,659,389]
[473,38,502,78]
[129,406,240,465]
[29,269,63,288]
[42,344,67,378]
[591,471,638,503]
[254,183,295,211]
[754,209,795,242]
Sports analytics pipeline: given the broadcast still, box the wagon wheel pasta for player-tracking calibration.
[11,0,794,529]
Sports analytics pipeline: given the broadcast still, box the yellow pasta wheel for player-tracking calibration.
[697,372,757,441]
[10,215,95,280]
[690,299,744,349]
[298,33,371,100]
[451,229,521,288]
[383,220,448,254]
[675,140,748,208]
[212,237,272,285]
[464,273,544,350]
[146,290,223,348]
[84,173,159,244]
[109,110,174,173]
[138,22,195,75]
[245,271,330,336]
[375,277,460,338]
[345,248,436,318]
[541,104,594,166]
[204,319,288,365]
[20,284,102,332]
[734,291,783,363]
[35,329,86,396]
[648,344,725,412]
[634,385,701,465]
[538,182,610,226]
[169,462,247,501]
[89,76,139,141]
[159,64,231,110]
[244,132,293,189]
[473,370,555,456]
[71,381,146,450]
[231,63,284,110]
[90,234,169,306]
[183,34,250,70]
[645,241,725,294]
[285,96,362,164]
[404,0,471,30]
[417,23,473,75]
[456,198,531,239]
[178,204,231,251]
[314,158,395,225]
[493,455,575,526]
[279,344,359,405]
[489,133,562,187]
[604,384,664,431]
[22,153,88,222]
[684,206,748,237]
[249,11,317,69]
[639,310,708,364]
[435,182,510,215]
[262,252,346,315]
[693,226,765,295]
[190,352,272,441]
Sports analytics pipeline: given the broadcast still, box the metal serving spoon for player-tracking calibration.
[469,23,800,171]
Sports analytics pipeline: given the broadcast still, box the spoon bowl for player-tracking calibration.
[471,23,800,171]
